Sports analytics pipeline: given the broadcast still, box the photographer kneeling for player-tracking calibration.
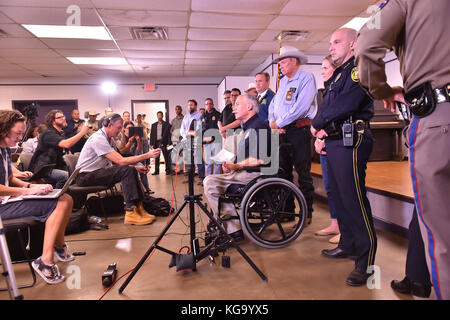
[75,114,161,225]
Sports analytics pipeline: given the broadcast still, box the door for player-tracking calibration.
[131,100,169,125]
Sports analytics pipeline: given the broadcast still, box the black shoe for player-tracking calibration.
[229,230,244,243]
[152,172,159,175]
[391,276,431,298]
[321,247,351,259]
[346,268,371,287]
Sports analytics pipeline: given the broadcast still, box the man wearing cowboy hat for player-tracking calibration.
[84,109,100,139]
[268,46,318,225]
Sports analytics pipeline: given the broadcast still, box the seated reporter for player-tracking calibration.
[203,94,271,240]
[29,109,88,189]
[75,114,161,225]
[0,110,74,285]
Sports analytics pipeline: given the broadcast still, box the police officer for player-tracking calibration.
[355,0,450,299]
[311,28,376,286]
[268,46,317,223]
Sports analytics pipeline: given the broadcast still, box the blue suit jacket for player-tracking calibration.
[257,89,275,124]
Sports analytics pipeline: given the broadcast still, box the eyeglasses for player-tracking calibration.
[231,94,239,97]
[55,115,66,119]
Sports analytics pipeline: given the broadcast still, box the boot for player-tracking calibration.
[137,202,157,222]
[124,206,154,225]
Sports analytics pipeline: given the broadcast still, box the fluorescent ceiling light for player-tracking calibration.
[67,57,127,65]
[22,25,112,40]
[341,17,370,31]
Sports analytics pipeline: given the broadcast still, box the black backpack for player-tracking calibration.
[142,196,175,217]
[65,209,90,235]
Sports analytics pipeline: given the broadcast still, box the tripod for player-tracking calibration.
[0,217,24,300]
[119,127,267,294]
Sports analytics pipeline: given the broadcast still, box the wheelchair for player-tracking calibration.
[208,172,308,249]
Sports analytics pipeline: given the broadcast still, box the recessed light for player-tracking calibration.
[67,57,127,65]
[22,25,112,40]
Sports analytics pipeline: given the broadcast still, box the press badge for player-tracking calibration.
[286,87,296,101]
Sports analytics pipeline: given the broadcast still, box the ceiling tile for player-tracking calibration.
[5,57,72,64]
[280,0,378,16]
[185,58,239,65]
[0,11,14,24]
[109,27,186,41]
[190,12,274,29]
[122,50,185,59]
[41,39,116,50]
[184,65,232,71]
[257,29,331,42]
[0,48,60,57]
[188,28,262,41]
[132,65,184,71]
[99,9,188,27]
[0,7,102,25]
[91,0,190,10]
[0,0,93,8]
[186,51,242,59]
[0,70,40,77]
[268,15,351,31]
[0,24,34,37]
[0,38,47,49]
[56,49,122,57]
[127,58,184,65]
[117,40,185,50]
[187,41,249,51]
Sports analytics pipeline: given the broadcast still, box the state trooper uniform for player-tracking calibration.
[312,56,377,276]
[355,0,450,300]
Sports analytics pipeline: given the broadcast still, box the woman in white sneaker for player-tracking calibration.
[0,109,74,284]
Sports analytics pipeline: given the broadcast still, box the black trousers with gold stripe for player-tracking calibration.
[325,130,377,271]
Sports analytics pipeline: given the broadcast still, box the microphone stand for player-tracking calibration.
[119,120,267,294]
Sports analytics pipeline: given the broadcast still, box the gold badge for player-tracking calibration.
[351,67,359,82]
[285,87,296,102]
[261,99,267,105]
[212,116,215,121]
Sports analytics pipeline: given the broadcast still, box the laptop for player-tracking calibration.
[21,168,80,200]
[23,164,56,181]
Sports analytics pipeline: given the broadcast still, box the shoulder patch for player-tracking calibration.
[351,67,359,82]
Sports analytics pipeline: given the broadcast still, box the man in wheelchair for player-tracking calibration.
[203,93,272,242]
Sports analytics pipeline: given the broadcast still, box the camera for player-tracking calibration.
[342,122,354,147]
[102,263,117,287]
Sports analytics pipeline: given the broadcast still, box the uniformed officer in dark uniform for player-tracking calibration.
[311,28,377,286]
[355,0,450,299]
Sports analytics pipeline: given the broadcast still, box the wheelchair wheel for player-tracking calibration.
[239,178,307,249]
